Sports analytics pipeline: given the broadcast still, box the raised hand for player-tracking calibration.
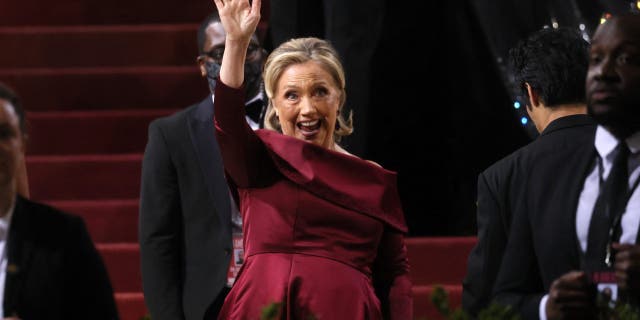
[211,0,261,88]
[213,0,260,42]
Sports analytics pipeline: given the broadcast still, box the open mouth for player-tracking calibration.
[297,119,322,138]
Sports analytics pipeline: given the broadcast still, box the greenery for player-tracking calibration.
[427,285,519,320]
[428,285,640,320]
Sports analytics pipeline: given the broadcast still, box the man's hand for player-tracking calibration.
[613,243,640,297]
[545,270,595,320]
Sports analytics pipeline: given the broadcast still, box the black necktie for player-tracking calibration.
[245,99,264,125]
[585,142,631,271]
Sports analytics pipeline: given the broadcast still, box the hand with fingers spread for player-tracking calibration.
[545,271,596,320]
[613,243,640,298]
[213,0,261,88]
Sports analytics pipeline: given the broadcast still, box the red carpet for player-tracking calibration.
[4,2,476,319]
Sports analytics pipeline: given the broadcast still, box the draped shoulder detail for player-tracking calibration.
[255,129,408,233]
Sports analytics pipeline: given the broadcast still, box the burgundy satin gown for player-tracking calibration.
[214,81,413,320]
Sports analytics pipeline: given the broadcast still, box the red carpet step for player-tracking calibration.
[95,238,477,296]
[0,25,198,68]
[413,285,463,320]
[406,237,476,285]
[26,109,175,155]
[48,199,139,243]
[0,67,209,111]
[0,0,214,26]
[98,243,142,293]
[27,154,142,200]
[115,293,147,320]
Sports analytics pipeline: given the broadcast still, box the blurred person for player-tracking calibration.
[0,82,118,320]
[493,13,640,319]
[211,0,412,318]
[138,9,268,320]
[462,26,592,316]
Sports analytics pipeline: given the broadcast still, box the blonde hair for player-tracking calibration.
[262,37,353,142]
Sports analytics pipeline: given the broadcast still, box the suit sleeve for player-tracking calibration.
[373,229,413,320]
[139,120,185,320]
[492,198,545,320]
[63,216,119,320]
[462,171,508,316]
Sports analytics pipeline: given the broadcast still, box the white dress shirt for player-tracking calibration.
[540,126,640,319]
[0,201,15,318]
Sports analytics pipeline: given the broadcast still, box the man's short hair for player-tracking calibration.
[197,11,222,54]
[509,27,590,107]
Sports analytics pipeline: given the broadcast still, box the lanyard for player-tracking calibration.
[596,155,640,266]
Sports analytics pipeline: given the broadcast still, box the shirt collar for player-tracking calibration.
[0,199,15,240]
[211,91,264,106]
[595,125,640,160]
[245,91,264,106]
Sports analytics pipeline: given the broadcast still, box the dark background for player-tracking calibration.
[263,0,635,236]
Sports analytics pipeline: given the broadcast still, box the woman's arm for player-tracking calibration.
[212,0,275,187]
[373,229,413,320]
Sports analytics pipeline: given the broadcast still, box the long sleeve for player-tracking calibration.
[213,80,276,188]
[462,171,509,316]
[373,229,413,320]
[139,120,185,320]
[492,200,545,320]
[64,216,120,320]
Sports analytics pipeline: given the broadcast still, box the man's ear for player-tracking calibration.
[525,82,541,110]
[197,56,207,77]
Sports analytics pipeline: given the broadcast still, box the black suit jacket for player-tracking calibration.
[4,196,118,320]
[139,98,235,320]
[462,115,596,315]
[491,115,598,319]
[462,146,528,316]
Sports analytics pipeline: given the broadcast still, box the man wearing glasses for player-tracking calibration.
[139,10,268,320]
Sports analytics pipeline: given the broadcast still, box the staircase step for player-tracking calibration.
[413,285,463,320]
[406,237,476,285]
[0,0,213,26]
[48,199,139,243]
[0,67,209,111]
[116,293,148,320]
[0,25,198,68]
[26,109,176,155]
[27,154,142,200]
[98,243,142,293]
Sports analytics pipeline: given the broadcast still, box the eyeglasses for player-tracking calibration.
[201,44,261,63]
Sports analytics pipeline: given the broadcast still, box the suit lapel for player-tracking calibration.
[187,98,232,224]
[4,196,35,316]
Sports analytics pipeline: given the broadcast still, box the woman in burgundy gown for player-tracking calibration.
[212,0,413,318]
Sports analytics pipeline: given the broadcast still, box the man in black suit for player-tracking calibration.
[139,10,268,320]
[493,14,640,319]
[462,27,592,317]
[0,83,118,320]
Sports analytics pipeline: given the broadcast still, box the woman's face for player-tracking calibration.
[273,61,341,149]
